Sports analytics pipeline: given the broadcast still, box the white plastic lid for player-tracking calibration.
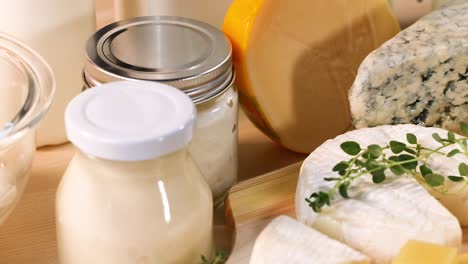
[65,81,196,161]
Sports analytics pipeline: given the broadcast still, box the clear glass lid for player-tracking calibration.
[0,33,55,143]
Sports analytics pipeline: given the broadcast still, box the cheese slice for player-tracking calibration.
[392,240,458,264]
[350,0,468,133]
[223,0,400,153]
[295,125,463,264]
[250,215,370,264]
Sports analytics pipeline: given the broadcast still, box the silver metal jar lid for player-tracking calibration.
[84,16,233,104]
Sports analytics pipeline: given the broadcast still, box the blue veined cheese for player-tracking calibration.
[350,0,468,132]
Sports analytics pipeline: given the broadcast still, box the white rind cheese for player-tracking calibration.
[250,215,370,264]
[350,0,468,132]
[295,125,463,264]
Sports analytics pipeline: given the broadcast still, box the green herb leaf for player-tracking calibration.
[200,251,228,264]
[462,139,468,150]
[398,154,418,170]
[461,122,468,136]
[425,173,445,187]
[390,141,406,154]
[372,171,386,184]
[407,133,417,144]
[362,151,374,160]
[341,141,361,156]
[390,165,406,175]
[339,182,350,198]
[355,160,365,167]
[432,133,444,144]
[448,176,464,182]
[447,149,461,157]
[404,147,417,155]
[459,163,468,177]
[332,162,349,172]
[420,164,433,177]
[448,132,456,143]
[368,144,383,158]
[324,177,341,181]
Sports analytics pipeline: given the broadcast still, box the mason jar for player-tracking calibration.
[57,81,213,263]
[83,16,238,205]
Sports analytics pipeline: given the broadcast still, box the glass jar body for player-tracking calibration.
[191,84,238,205]
[56,149,213,264]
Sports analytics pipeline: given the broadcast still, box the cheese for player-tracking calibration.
[350,0,468,133]
[250,215,370,264]
[458,253,468,263]
[295,125,463,264]
[392,240,458,264]
[223,0,400,153]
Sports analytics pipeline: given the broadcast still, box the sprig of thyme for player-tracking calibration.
[200,250,228,264]
[306,123,468,213]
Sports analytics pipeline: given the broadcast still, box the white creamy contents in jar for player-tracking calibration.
[191,86,238,203]
[0,0,95,147]
[57,150,212,264]
[57,81,213,264]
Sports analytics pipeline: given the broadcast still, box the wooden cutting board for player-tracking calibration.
[225,162,468,263]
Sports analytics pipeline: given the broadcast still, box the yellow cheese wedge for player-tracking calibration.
[392,240,458,264]
[223,0,400,153]
[458,253,468,264]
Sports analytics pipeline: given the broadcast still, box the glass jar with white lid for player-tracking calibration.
[83,16,238,206]
[56,81,213,263]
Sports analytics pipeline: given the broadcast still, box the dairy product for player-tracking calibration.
[295,125,463,263]
[350,0,468,133]
[57,150,212,263]
[0,0,95,147]
[57,81,213,263]
[392,240,458,264]
[114,0,233,28]
[223,0,400,153]
[190,86,238,203]
[250,216,370,264]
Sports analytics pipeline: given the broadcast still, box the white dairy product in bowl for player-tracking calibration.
[0,33,55,224]
[57,81,212,263]
[0,0,95,147]
[84,17,238,205]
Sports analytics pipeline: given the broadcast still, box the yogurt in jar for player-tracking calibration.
[57,81,213,263]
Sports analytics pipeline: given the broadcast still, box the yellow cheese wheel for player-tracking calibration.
[459,253,468,264]
[223,0,400,153]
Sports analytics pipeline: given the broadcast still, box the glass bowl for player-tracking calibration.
[0,33,55,224]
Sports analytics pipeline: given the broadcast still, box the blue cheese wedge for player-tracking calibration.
[250,216,370,264]
[349,0,468,132]
[295,125,463,264]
